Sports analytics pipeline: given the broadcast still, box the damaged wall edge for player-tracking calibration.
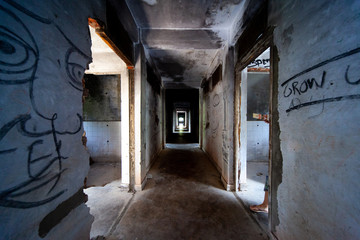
[269,45,282,236]
[38,188,87,238]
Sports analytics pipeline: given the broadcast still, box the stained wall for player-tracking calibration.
[203,79,224,173]
[247,72,270,162]
[134,45,163,190]
[269,0,360,239]
[202,46,235,190]
[143,72,162,181]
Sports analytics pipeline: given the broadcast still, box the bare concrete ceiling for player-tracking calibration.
[122,0,262,89]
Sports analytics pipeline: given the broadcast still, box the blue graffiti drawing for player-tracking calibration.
[0,0,91,208]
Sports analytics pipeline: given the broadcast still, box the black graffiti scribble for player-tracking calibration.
[66,47,89,91]
[0,1,89,208]
[281,47,360,87]
[286,94,360,113]
[345,65,360,85]
[248,58,270,68]
[282,47,360,113]
[283,71,326,98]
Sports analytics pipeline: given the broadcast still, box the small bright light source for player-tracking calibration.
[178,117,184,122]
[179,123,184,129]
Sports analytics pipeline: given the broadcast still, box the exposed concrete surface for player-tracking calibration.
[105,145,267,240]
[121,0,256,87]
[85,163,121,188]
[85,181,134,239]
[270,0,360,239]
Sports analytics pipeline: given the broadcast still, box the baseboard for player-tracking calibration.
[135,176,147,191]
[201,149,222,174]
[221,175,235,191]
[137,147,162,191]
[202,149,235,191]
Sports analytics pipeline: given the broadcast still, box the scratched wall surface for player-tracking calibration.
[203,79,224,173]
[0,0,104,239]
[270,0,360,239]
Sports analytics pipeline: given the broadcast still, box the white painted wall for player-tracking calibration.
[270,0,360,239]
[246,121,269,162]
[134,45,163,190]
[202,46,235,190]
[83,122,121,162]
[203,81,224,172]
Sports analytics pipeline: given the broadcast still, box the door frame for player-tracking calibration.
[234,27,281,236]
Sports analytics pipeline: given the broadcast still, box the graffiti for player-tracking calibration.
[0,1,90,208]
[283,71,326,98]
[213,94,220,107]
[286,95,360,113]
[247,58,270,68]
[281,47,360,114]
[345,65,360,85]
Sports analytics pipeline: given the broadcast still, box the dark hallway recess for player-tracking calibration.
[166,89,199,143]
[103,145,267,239]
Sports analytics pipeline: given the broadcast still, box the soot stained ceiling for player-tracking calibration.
[119,0,262,89]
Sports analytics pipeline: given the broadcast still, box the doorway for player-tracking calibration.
[232,20,279,234]
[165,89,199,144]
[236,48,271,227]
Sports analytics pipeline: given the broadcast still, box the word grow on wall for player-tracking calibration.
[280,47,360,114]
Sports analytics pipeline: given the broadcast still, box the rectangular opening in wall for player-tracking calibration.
[83,74,121,121]
[236,47,270,229]
[82,73,122,187]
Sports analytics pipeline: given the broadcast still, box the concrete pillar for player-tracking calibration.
[239,68,248,187]
[134,44,143,191]
[161,87,166,148]
[221,46,236,191]
[199,89,204,148]
[121,67,131,186]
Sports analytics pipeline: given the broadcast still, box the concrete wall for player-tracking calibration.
[269,0,360,239]
[0,0,105,239]
[202,46,235,190]
[247,121,269,162]
[134,44,163,190]
[247,72,269,162]
[143,76,162,179]
[83,75,122,163]
[203,79,224,172]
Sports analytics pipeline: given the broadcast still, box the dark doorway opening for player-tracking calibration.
[165,89,199,143]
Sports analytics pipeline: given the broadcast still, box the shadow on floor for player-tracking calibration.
[85,162,121,188]
[86,146,268,240]
[144,146,224,191]
[105,146,267,240]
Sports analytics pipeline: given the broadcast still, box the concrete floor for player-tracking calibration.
[85,162,121,188]
[236,162,269,233]
[86,145,268,240]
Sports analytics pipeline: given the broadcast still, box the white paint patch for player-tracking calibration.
[142,0,157,6]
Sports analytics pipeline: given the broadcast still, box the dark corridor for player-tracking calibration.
[165,89,199,143]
